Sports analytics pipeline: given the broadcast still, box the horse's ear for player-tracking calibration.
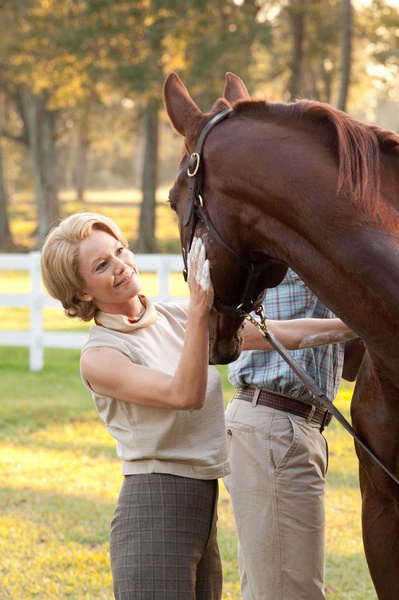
[163,72,202,137]
[223,72,250,103]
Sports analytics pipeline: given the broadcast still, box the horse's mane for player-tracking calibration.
[232,99,399,208]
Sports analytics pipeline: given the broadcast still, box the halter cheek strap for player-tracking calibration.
[183,108,266,318]
[184,109,232,227]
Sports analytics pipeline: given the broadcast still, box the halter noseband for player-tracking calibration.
[182,108,266,318]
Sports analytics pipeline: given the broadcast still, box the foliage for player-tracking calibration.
[0,346,376,599]
[358,0,399,99]
[250,0,344,102]
[1,0,398,250]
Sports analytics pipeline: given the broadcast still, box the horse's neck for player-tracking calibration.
[227,116,399,375]
[287,228,399,381]
[250,135,399,375]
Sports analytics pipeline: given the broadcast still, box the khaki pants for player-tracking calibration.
[224,398,328,600]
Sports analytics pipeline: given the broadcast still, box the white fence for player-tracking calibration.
[0,252,185,372]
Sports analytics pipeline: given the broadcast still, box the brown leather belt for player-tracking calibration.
[234,386,332,430]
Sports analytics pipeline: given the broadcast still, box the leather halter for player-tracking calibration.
[182,108,266,318]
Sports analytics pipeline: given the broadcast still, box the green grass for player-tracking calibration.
[0,347,376,599]
[0,199,376,598]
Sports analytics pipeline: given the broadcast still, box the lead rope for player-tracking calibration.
[245,305,399,485]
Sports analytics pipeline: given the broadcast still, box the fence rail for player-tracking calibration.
[0,252,185,371]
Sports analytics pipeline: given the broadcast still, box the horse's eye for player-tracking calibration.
[169,201,177,212]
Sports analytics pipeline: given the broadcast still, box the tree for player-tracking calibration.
[0,1,89,247]
[0,139,13,251]
[337,0,353,111]
[167,0,269,106]
[287,0,307,101]
[359,0,399,100]
[0,0,395,252]
[15,85,60,245]
[74,0,269,251]
[251,0,355,105]
[0,0,137,247]
[138,98,160,253]
[72,110,92,204]
[62,0,165,252]
[0,93,14,250]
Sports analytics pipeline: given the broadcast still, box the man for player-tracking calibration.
[224,268,364,600]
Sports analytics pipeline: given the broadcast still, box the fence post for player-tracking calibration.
[158,256,171,301]
[29,251,44,371]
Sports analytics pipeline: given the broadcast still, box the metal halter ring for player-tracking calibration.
[187,153,200,177]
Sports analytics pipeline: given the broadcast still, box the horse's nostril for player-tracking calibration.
[211,340,242,365]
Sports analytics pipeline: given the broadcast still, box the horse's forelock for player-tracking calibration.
[233,99,270,115]
[211,98,231,112]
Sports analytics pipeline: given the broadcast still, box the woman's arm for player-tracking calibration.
[81,238,214,411]
[243,317,358,351]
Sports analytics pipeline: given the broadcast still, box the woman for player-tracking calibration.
[40,212,356,600]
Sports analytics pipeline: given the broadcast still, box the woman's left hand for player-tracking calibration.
[187,237,214,311]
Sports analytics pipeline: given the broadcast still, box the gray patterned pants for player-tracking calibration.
[110,473,222,600]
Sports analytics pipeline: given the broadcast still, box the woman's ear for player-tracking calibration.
[75,290,93,302]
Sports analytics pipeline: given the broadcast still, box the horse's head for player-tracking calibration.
[164,72,287,364]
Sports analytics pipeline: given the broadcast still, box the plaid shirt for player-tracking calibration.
[228,269,344,403]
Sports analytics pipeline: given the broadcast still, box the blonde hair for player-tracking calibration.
[41,212,128,322]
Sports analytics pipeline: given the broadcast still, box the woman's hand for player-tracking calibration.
[82,237,215,411]
[187,237,214,312]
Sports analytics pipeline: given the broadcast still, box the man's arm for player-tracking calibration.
[243,317,357,351]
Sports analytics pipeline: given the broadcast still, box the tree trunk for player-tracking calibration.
[288,0,307,101]
[137,98,160,253]
[337,0,353,111]
[0,136,14,250]
[0,93,15,250]
[16,85,60,249]
[74,115,91,204]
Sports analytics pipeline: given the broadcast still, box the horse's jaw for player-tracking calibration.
[208,313,245,365]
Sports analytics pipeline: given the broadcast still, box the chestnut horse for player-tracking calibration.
[163,72,399,599]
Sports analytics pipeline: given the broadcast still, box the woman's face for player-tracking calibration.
[77,229,142,312]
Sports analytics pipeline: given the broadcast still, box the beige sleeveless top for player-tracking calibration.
[81,297,230,479]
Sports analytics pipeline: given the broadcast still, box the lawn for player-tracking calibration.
[0,347,376,599]
[0,198,376,598]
